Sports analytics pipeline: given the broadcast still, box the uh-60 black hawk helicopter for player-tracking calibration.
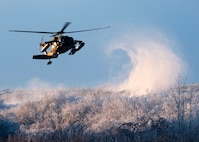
[9,22,110,65]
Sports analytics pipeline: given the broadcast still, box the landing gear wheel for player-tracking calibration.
[47,60,52,65]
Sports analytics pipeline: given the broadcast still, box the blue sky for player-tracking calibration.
[1,0,199,89]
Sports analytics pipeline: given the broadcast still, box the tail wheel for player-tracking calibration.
[47,60,52,65]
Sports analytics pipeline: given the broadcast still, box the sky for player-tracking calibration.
[1,0,199,90]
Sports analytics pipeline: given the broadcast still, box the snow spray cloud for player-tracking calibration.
[2,78,65,105]
[108,29,186,94]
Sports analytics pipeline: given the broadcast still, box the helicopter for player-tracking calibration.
[9,22,110,65]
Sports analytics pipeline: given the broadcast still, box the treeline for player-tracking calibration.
[0,81,199,141]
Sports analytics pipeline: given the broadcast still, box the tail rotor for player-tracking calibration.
[39,35,47,54]
[40,35,44,47]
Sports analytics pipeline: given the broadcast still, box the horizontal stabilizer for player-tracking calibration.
[33,55,57,60]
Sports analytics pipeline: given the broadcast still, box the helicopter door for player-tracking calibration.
[62,36,74,47]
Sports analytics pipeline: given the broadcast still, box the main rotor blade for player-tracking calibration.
[9,25,110,35]
[51,22,71,36]
[65,26,111,34]
[9,30,55,34]
[60,22,71,33]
